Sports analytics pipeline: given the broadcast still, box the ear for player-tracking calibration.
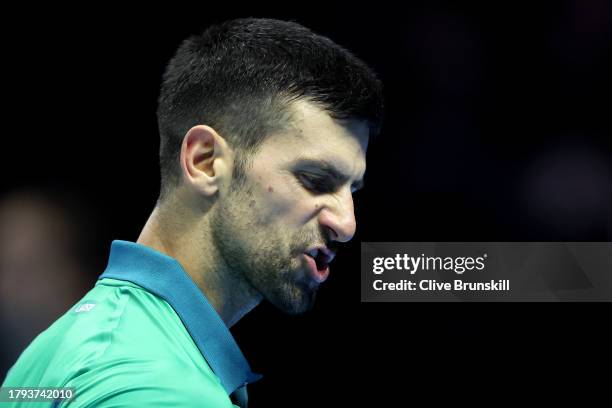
[179,125,233,197]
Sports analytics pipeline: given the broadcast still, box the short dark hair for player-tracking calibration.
[157,18,384,200]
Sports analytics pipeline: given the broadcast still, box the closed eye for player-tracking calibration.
[297,172,337,194]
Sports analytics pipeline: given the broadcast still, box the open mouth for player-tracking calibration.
[305,248,329,271]
[303,247,334,283]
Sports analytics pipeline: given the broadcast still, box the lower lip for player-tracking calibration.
[303,254,330,283]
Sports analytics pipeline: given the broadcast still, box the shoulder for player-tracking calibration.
[63,356,233,408]
[5,279,221,400]
[62,281,232,407]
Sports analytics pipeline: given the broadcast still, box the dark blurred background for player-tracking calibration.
[1,1,611,404]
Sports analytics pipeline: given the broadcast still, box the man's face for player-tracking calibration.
[210,101,369,314]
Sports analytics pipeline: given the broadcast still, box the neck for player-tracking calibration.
[137,201,262,328]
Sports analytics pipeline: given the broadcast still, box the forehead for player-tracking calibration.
[253,100,369,176]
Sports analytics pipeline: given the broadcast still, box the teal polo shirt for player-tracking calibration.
[2,240,261,407]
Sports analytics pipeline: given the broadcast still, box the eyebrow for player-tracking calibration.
[294,158,365,191]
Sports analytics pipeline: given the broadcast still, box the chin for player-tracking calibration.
[269,283,318,315]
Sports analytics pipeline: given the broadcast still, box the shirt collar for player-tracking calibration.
[98,240,262,395]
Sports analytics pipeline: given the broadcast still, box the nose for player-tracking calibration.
[318,188,357,243]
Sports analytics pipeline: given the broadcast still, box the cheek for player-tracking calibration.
[256,180,316,226]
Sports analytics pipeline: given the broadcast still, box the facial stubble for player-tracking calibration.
[210,182,320,315]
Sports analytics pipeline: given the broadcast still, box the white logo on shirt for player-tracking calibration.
[74,303,96,313]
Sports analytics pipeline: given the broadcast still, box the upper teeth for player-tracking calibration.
[308,249,319,258]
